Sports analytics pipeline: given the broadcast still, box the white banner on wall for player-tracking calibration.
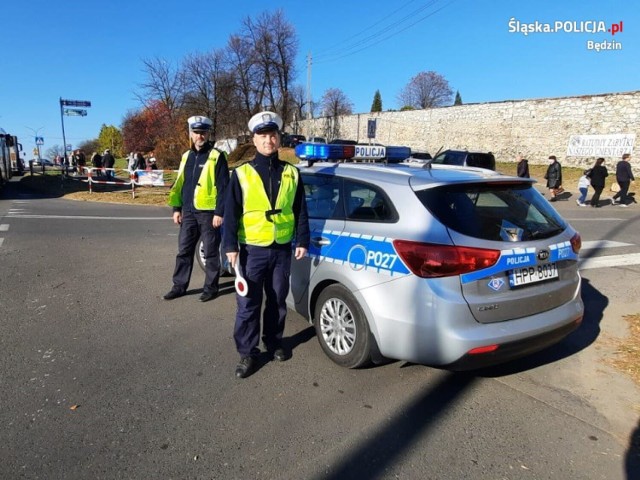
[566,133,635,157]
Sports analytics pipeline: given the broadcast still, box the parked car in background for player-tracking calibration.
[308,136,327,144]
[282,134,306,147]
[30,158,53,166]
[432,149,496,170]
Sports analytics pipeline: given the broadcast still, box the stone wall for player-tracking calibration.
[294,90,640,173]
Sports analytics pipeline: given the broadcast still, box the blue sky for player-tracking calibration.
[2,0,637,158]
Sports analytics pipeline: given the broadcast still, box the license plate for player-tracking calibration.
[509,263,558,288]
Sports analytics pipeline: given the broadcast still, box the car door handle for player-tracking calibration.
[311,236,330,246]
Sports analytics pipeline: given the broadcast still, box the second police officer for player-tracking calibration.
[223,111,310,379]
[164,116,229,302]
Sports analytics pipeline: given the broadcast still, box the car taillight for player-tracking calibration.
[570,232,581,254]
[393,240,500,278]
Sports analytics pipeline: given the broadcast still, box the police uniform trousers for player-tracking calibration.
[234,244,292,357]
[171,210,221,294]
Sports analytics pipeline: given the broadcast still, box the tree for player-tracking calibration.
[397,71,453,109]
[319,88,353,140]
[237,10,298,126]
[371,90,382,112]
[97,125,124,158]
[454,91,463,106]
[320,88,353,117]
[78,139,100,154]
[136,57,184,117]
[45,145,65,159]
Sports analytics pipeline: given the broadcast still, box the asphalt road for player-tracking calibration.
[0,180,639,479]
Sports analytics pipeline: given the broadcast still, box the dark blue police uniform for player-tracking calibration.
[170,142,229,297]
[223,152,310,357]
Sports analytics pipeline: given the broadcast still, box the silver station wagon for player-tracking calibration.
[287,143,584,369]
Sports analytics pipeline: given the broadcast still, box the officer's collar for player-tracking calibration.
[253,151,279,166]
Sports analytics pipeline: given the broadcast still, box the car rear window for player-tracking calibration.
[416,183,567,241]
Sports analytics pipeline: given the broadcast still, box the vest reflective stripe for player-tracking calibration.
[167,149,220,210]
[236,163,298,246]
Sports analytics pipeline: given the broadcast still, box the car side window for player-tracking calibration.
[303,175,341,219]
[344,180,395,222]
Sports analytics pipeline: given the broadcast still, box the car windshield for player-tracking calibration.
[432,151,465,165]
[416,183,567,241]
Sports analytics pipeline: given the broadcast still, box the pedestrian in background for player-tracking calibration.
[102,149,115,180]
[516,154,530,178]
[587,157,608,208]
[612,153,635,207]
[90,151,103,176]
[576,171,590,207]
[148,151,158,170]
[223,111,310,379]
[164,116,229,303]
[544,155,563,201]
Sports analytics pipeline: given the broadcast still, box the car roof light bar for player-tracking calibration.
[295,143,412,164]
[295,143,355,161]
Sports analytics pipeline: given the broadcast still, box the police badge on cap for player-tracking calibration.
[188,116,213,132]
[248,111,283,134]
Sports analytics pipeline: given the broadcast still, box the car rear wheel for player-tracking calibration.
[314,284,372,368]
[196,237,233,276]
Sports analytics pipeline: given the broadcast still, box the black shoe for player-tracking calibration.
[163,288,185,300]
[271,347,289,362]
[235,356,255,379]
[199,291,217,302]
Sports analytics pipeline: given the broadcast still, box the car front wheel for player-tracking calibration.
[314,285,372,368]
[196,237,233,276]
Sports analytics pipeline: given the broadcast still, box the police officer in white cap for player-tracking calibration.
[223,111,310,378]
[164,116,229,302]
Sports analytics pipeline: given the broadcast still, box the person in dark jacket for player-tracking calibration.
[90,151,103,175]
[544,155,563,201]
[164,116,230,302]
[102,149,116,180]
[587,157,608,208]
[612,153,635,207]
[223,111,310,379]
[516,154,530,178]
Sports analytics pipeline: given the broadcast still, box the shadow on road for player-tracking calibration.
[626,418,640,479]
[313,373,476,480]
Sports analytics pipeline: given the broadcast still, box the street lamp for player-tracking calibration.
[25,126,44,159]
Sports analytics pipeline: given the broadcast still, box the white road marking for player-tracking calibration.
[0,224,8,231]
[0,238,4,247]
[5,214,170,220]
[579,253,640,270]
[581,240,633,249]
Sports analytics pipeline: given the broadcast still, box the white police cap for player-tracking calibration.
[188,115,213,132]
[248,111,283,134]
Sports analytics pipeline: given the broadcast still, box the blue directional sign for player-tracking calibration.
[64,108,88,117]
[61,99,91,107]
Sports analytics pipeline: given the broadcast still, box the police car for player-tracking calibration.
[288,142,583,369]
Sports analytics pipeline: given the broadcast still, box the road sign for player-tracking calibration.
[66,144,73,152]
[35,136,44,145]
[367,119,377,139]
[60,99,91,107]
[64,108,88,117]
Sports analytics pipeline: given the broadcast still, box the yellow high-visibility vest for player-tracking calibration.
[168,148,222,210]
[236,162,298,246]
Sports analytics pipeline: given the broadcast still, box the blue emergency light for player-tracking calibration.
[295,143,355,161]
[384,146,412,163]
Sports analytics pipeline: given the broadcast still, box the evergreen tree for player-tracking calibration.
[371,90,382,112]
[454,91,463,106]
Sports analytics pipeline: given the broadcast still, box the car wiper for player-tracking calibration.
[528,226,564,239]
